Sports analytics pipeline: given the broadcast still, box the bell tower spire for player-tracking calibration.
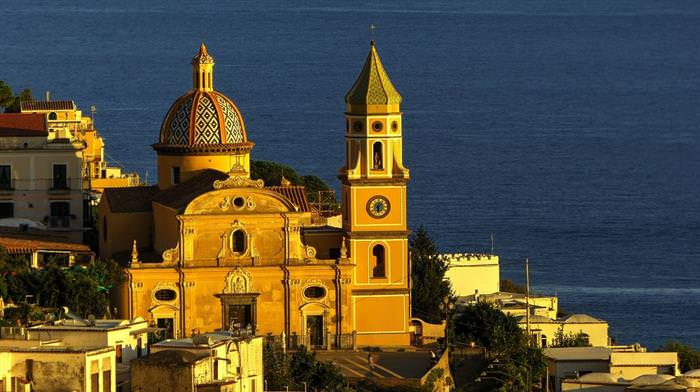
[192,42,215,91]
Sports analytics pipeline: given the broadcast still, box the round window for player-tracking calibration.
[372,121,383,132]
[154,289,177,301]
[304,286,326,300]
[233,197,245,208]
[391,121,399,132]
[353,121,363,132]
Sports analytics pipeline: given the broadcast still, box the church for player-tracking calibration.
[99,42,411,348]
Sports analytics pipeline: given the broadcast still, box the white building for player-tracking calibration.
[441,253,500,296]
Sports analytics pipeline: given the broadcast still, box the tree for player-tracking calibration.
[455,302,547,392]
[500,279,526,295]
[0,81,33,113]
[410,226,451,324]
[263,344,347,391]
[659,341,700,373]
[250,160,339,211]
[554,329,590,347]
[0,249,124,323]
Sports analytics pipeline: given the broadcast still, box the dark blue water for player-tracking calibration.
[2,0,699,349]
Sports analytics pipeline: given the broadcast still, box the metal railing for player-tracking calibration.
[263,332,356,351]
[0,178,81,192]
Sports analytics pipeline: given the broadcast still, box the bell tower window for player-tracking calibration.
[372,244,386,278]
[231,230,246,254]
[372,142,383,170]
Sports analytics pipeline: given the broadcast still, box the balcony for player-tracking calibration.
[0,178,80,192]
[48,215,71,229]
[49,179,71,192]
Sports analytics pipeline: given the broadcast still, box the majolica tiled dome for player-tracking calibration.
[160,90,247,145]
[157,44,249,148]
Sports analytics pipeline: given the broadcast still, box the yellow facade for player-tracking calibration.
[101,42,412,348]
[20,100,140,193]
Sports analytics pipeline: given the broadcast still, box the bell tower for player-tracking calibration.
[341,41,411,346]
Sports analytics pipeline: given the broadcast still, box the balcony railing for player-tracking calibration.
[0,178,81,192]
[48,216,71,228]
[0,179,15,191]
[263,332,357,351]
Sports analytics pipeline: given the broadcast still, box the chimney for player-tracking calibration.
[45,91,51,102]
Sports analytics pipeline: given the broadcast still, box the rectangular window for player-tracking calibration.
[90,372,99,392]
[137,337,143,358]
[0,165,11,190]
[49,201,70,228]
[52,164,68,189]
[116,344,122,363]
[172,166,181,185]
[0,202,13,219]
[102,370,111,392]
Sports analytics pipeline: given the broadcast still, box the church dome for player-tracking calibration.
[160,90,247,145]
[156,44,251,151]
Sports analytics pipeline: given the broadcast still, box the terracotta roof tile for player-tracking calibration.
[0,227,92,254]
[102,186,160,213]
[0,113,47,136]
[20,101,75,111]
[268,185,315,213]
[152,169,228,211]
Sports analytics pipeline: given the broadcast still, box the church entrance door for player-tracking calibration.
[307,315,324,348]
[228,304,252,331]
[219,293,258,334]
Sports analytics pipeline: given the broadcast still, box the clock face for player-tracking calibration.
[366,196,391,218]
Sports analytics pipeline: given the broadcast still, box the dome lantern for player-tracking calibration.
[192,42,215,91]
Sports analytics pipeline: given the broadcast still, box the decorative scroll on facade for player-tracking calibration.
[162,243,180,265]
[213,170,264,190]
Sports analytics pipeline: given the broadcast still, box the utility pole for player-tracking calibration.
[525,257,533,392]
[525,257,530,345]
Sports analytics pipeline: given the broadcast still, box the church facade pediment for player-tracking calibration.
[184,187,299,216]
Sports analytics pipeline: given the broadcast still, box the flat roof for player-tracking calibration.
[544,347,612,362]
[30,318,148,332]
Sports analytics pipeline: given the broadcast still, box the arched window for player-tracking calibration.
[201,72,205,89]
[372,244,385,278]
[372,142,383,170]
[541,334,548,348]
[231,230,246,254]
[48,112,57,120]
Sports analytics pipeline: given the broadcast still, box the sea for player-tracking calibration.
[1,0,699,350]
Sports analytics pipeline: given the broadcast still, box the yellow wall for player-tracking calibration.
[98,199,153,260]
[152,203,179,254]
[609,352,679,379]
[157,152,250,189]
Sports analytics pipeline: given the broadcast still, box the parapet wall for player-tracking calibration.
[437,253,499,266]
